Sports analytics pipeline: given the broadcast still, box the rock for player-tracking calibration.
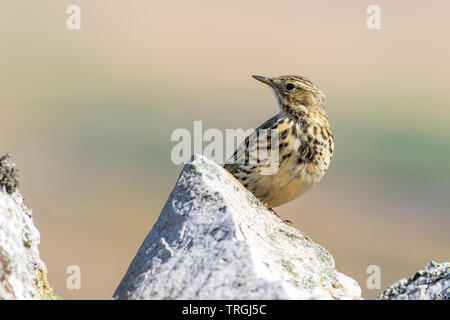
[114,154,361,300]
[0,155,58,300]
[378,261,450,300]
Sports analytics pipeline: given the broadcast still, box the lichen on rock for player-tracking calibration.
[34,267,60,300]
[379,261,450,300]
[114,154,362,300]
[0,154,19,195]
[0,154,58,300]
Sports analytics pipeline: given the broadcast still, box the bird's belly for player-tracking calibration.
[252,158,326,208]
[255,170,311,208]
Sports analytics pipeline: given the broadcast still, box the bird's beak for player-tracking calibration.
[252,75,274,87]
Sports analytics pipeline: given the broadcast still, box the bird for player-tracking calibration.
[224,75,334,223]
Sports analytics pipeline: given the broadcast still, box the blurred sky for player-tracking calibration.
[1,1,449,299]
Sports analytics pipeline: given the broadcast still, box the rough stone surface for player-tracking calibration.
[379,261,450,300]
[114,154,361,300]
[0,156,57,299]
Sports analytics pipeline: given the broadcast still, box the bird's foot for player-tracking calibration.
[262,201,292,225]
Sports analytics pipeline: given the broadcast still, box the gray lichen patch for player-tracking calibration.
[0,154,19,195]
[0,162,59,299]
[277,227,302,241]
[281,259,298,278]
[379,261,450,300]
[33,268,60,300]
[23,240,32,249]
[302,276,318,289]
[0,249,14,299]
[0,249,13,279]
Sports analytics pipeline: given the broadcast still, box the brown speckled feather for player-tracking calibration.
[223,75,333,208]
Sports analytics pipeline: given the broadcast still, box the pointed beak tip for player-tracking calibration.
[252,75,273,86]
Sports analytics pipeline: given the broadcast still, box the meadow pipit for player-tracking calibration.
[224,75,333,221]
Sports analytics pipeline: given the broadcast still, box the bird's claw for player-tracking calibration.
[262,201,293,225]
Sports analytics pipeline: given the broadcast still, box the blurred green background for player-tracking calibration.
[1,1,449,299]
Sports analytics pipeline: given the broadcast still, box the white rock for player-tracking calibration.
[379,261,450,300]
[0,156,57,299]
[114,154,361,300]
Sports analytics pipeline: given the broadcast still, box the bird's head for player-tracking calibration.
[252,75,325,116]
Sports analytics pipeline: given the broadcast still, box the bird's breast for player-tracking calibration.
[225,113,333,208]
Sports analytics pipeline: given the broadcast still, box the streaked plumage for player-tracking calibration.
[224,75,333,209]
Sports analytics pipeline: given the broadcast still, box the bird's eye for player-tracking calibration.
[286,83,296,91]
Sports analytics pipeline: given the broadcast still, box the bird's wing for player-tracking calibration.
[224,114,281,174]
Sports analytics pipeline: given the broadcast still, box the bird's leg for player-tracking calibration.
[262,201,292,225]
